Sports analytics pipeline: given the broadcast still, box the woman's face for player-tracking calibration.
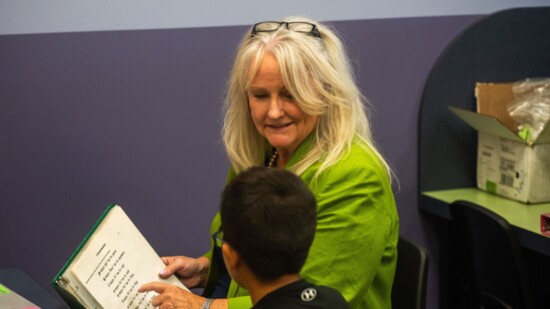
[247,52,318,157]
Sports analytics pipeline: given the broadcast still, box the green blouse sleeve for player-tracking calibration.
[299,145,399,308]
[227,296,253,309]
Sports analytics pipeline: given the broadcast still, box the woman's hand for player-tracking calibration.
[138,282,202,308]
[138,282,228,309]
[159,256,210,288]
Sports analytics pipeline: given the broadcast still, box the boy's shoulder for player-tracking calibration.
[253,279,349,309]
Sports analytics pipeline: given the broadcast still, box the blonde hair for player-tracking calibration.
[222,16,392,180]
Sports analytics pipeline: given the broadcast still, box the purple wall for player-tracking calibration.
[0,15,481,308]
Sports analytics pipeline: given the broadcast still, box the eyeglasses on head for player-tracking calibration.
[251,21,321,38]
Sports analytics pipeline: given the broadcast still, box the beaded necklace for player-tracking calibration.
[267,150,279,168]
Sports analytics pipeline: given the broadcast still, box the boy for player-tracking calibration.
[217,167,349,308]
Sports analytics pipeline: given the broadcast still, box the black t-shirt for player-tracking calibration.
[253,279,349,309]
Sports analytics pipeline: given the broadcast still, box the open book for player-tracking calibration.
[51,205,188,309]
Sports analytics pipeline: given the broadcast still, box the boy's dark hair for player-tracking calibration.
[220,166,317,282]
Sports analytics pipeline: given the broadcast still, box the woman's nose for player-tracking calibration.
[267,97,284,119]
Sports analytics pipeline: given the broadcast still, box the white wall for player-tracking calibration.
[1,0,549,35]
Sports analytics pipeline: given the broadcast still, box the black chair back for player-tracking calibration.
[392,236,429,309]
[449,200,536,308]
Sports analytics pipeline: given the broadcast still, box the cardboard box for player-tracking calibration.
[450,82,550,204]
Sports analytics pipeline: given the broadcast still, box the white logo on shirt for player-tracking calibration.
[301,288,317,302]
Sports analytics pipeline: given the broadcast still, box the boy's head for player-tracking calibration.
[220,166,317,283]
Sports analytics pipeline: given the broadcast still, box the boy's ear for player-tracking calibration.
[221,243,241,270]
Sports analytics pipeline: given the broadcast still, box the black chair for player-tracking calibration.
[392,236,429,309]
[417,7,550,308]
[449,200,536,309]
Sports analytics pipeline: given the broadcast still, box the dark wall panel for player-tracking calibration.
[0,15,480,308]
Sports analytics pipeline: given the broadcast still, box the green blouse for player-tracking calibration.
[204,136,399,309]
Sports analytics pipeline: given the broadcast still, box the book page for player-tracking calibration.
[64,206,188,309]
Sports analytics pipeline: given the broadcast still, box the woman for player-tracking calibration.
[140,16,399,309]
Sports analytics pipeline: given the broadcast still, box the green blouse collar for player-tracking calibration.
[285,133,316,169]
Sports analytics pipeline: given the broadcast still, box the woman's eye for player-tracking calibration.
[282,93,294,101]
[248,90,269,100]
[254,94,268,100]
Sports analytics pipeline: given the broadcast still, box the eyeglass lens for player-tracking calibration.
[253,22,319,37]
[287,22,315,33]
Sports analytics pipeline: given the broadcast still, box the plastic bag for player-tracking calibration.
[507,78,550,144]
